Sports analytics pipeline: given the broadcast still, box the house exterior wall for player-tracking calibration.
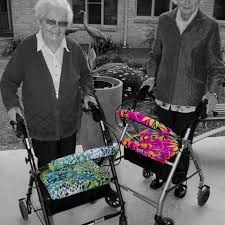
[7,0,225,48]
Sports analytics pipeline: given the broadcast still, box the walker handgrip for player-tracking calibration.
[195,99,208,121]
[138,85,150,101]
[88,101,101,122]
[88,101,98,110]
[132,85,150,110]
[15,114,28,138]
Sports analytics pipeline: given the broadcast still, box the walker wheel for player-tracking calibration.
[19,199,28,221]
[155,217,174,225]
[119,215,128,225]
[105,190,121,208]
[142,169,153,178]
[198,186,210,207]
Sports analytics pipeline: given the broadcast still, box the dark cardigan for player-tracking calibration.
[0,34,95,140]
[148,9,225,106]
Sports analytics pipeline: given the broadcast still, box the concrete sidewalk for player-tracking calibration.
[0,137,225,225]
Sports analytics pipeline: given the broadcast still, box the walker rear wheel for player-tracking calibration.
[198,185,210,207]
[105,190,121,208]
[142,169,153,178]
[19,199,28,221]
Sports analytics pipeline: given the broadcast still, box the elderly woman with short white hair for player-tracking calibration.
[0,0,97,168]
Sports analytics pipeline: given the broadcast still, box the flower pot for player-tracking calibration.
[77,76,123,150]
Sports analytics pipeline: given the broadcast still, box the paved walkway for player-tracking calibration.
[0,137,225,225]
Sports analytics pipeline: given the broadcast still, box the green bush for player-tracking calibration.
[1,37,24,57]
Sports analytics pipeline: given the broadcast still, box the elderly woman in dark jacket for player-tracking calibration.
[0,0,97,168]
[142,0,225,198]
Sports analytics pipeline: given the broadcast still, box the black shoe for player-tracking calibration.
[150,179,164,189]
[174,184,187,198]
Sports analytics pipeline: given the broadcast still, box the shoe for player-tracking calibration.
[150,179,164,189]
[174,184,187,198]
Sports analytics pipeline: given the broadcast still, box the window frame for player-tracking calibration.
[136,0,175,18]
[70,0,117,26]
[213,0,225,22]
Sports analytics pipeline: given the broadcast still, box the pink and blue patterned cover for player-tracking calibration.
[40,146,119,200]
[116,110,179,163]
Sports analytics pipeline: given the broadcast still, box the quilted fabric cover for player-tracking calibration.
[116,109,174,135]
[47,146,120,171]
[40,160,110,200]
[122,129,179,163]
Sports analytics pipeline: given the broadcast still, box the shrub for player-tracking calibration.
[140,27,155,50]
[1,37,24,57]
[109,54,125,63]
[95,55,111,68]
[127,59,144,68]
[91,37,119,55]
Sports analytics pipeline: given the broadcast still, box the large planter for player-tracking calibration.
[77,76,123,150]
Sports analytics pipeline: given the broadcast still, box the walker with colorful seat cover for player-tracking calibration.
[11,101,127,225]
[116,86,210,225]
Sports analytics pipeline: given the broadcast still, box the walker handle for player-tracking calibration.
[132,85,154,110]
[10,114,28,138]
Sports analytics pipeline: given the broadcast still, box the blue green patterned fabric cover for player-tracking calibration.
[40,146,119,200]
[47,146,120,171]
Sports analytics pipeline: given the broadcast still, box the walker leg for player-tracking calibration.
[108,156,127,224]
[155,145,185,222]
[188,143,204,187]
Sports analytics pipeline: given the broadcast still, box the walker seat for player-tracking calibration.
[40,146,119,200]
[116,110,180,163]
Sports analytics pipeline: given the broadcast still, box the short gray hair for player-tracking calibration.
[172,0,202,5]
[35,0,73,24]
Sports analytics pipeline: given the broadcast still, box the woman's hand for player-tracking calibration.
[140,77,155,90]
[83,95,97,109]
[8,107,23,122]
[202,91,218,114]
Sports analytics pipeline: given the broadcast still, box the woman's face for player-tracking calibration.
[40,6,68,45]
[176,0,201,20]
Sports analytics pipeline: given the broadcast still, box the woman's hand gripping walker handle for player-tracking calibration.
[10,113,28,138]
[188,99,208,140]
[132,85,154,110]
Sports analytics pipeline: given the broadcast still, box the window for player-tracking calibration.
[71,0,117,25]
[213,0,225,20]
[137,0,176,17]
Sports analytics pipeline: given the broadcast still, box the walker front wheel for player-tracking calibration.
[198,185,210,207]
[142,169,153,178]
[155,216,174,225]
[105,190,121,208]
[19,199,28,221]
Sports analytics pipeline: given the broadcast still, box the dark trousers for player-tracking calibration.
[32,133,77,168]
[157,106,195,184]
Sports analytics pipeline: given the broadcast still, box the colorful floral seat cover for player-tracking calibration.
[40,146,119,200]
[116,110,180,163]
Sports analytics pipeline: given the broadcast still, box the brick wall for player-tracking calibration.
[9,0,225,48]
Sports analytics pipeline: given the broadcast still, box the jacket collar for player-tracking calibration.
[169,7,204,36]
[170,7,203,24]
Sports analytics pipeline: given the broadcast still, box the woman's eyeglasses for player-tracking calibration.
[45,19,68,28]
